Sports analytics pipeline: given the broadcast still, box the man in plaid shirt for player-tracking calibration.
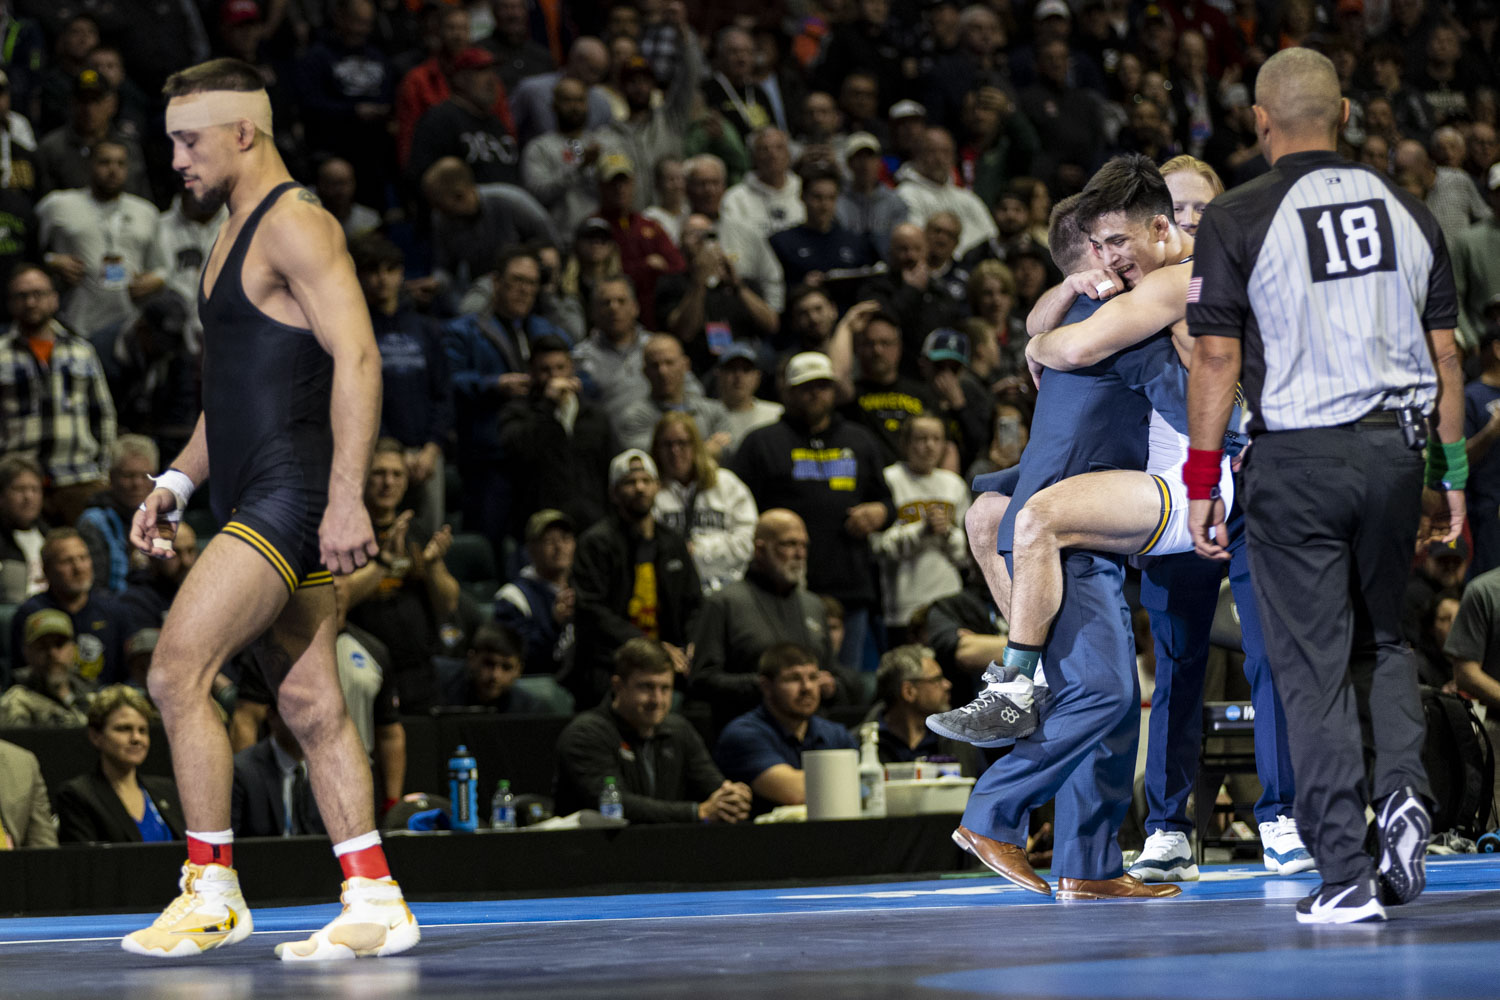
[0,264,116,525]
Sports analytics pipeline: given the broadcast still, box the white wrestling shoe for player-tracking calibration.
[122,863,253,958]
[275,876,420,961]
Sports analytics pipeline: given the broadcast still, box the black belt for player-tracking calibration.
[1354,410,1400,427]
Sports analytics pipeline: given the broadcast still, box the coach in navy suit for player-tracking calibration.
[955,195,1182,900]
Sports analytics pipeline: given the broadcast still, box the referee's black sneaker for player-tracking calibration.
[1294,876,1386,925]
[1375,786,1431,906]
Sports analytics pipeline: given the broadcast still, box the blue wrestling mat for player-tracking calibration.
[2,856,1498,999]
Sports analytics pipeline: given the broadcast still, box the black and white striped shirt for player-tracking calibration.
[1187,150,1458,434]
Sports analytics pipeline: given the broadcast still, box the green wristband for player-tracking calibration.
[1426,439,1468,491]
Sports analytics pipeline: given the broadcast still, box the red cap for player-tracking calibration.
[220,0,262,26]
[451,47,497,72]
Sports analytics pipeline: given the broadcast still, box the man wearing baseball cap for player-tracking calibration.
[395,10,516,167]
[591,153,686,328]
[0,609,90,728]
[837,131,909,256]
[716,343,784,455]
[921,328,995,470]
[731,353,895,670]
[406,46,521,187]
[569,449,702,705]
[496,510,579,679]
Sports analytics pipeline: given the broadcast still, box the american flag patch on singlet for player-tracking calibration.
[1186,277,1203,303]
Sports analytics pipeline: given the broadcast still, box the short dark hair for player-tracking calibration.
[495,245,538,278]
[787,283,834,313]
[529,334,572,361]
[1047,193,1090,274]
[7,262,52,294]
[0,453,43,492]
[1075,153,1173,232]
[798,160,843,191]
[863,310,903,336]
[162,57,266,98]
[1368,43,1404,70]
[348,232,404,273]
[758,641,818,679]
[469,622,525,659]
[820,593,844,623]
[613,637,674,679]
[89,140,128,162]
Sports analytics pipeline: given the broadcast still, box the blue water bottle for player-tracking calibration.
[447,745,478,832]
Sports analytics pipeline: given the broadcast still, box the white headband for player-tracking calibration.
[165,90,273,137]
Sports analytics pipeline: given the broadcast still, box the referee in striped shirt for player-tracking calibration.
[1182,48,1464,925]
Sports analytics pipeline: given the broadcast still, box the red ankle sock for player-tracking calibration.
[337,842,391,881]
[187,834,233,868]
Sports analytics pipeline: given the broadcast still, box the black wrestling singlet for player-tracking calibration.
[198,182,335,591]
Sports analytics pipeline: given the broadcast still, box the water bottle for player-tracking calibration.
[447,745,478,832]
[490,779,517,830]
[858,722,887,818]
[599,776,624,820]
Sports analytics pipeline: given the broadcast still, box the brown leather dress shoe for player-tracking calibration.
[1056,873,1184,900]
[952,826,1053,896]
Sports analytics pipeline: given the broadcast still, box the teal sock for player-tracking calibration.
[1002,642,1042,680]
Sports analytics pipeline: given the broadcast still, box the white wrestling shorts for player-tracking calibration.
[1135,409,1235,556]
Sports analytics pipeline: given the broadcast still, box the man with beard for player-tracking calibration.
[127,58,419,959]
[406,48,520,188]
[0,265,116,525]
[157,188,227,352]
[37,140,166,338]
[691,508,845,731]
[570,449,701,707]
[395,6,515,170]
[520,77,620,237]
[733,353,893,670]
[713,641,857,815]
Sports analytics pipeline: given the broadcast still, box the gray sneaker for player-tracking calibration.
[926,665,1039,747]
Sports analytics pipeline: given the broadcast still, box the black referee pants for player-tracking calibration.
[1241,424,1431,886]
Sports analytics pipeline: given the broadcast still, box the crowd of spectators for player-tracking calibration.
[1,0,1499,846]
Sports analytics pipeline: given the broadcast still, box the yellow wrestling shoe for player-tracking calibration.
[275,877,420,961]
[122,863,253,958]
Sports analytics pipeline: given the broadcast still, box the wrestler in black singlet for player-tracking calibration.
[199,182,334,593]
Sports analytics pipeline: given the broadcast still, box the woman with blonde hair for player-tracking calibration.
[650,412,758,593]
[966,259,1029,387]
[1159,155,1224,237]
[55,685,184,844]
